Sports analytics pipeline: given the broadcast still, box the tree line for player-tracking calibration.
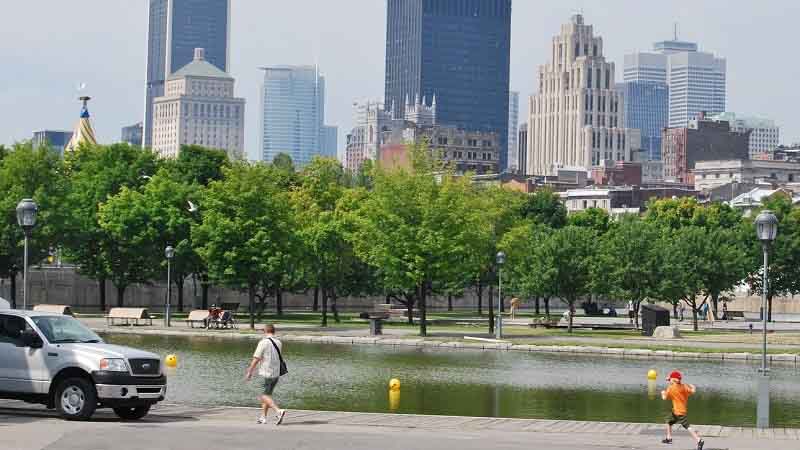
[0,142,797,334]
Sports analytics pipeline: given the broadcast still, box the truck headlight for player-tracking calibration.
[99,358,129,372]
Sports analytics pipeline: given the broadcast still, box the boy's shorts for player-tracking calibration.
[263,377,279,395]
[668,413,690,429]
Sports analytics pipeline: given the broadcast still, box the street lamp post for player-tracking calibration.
[16,199,38,310]
[754,210,778,429]
[165,245,175,327]
[496,251,506,340]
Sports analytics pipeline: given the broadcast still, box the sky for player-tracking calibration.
[1,0,798,157]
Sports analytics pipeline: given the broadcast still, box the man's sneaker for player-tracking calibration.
[256,416,268,424]
[697,440,704,450]
[275,409,287,425]
[661,438,673,444]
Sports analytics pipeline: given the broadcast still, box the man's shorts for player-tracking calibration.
[263,377,279,396]
[668,413,690,429]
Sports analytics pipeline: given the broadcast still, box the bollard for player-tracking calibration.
[165,354,178,368]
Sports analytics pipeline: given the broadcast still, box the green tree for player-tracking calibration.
[349,144,490,336]
[518,188,567,228]
[593,218,661,329]
[498,223,554,317]
[568,207,610,234]
[541,226,596,332]
[61,143,158,310]
[0,143,66,307]
[193,163,295,329]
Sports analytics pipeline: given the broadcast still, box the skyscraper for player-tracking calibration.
[121,122,143,147]
[151,48,245,160]
[624,37,726,130]
[508,91,519,171]
[526,15,641,176]
[620,81,668,160]
[323,125,338,159]
[258,66,326,167]
[384,0,512,170]
[144,0,230,148]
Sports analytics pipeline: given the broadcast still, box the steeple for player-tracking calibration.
[65,96,98,152]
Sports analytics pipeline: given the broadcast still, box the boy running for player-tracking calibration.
[661,370,704,450]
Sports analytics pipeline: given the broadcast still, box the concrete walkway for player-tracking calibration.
[0,401,795,450]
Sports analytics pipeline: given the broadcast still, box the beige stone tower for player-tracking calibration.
[527,15,640,176]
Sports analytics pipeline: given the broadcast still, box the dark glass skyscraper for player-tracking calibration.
[385,0,512,170]
[621,81,668,160]
[144,0,230,147]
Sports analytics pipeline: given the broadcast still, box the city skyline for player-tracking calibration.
[2,1,799,157]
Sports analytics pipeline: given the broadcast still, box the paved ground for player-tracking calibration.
[0,401,794,450]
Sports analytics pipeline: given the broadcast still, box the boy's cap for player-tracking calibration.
[668,371,682,380]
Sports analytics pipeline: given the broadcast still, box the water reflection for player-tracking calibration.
[104,333,800,427]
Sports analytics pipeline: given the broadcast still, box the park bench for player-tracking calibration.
[726,311,745,319]
[33,304,74,316]
[185,310,210,328]
[105,308,153,326]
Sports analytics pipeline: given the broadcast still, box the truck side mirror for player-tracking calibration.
[21,329,43,349]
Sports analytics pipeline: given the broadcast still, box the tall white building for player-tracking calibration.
[624,38,726,128]
[258,65,327,167]
[508,91,519,171]
[527,14,641,176]
[708,112,780,158]
[151,48,245,159]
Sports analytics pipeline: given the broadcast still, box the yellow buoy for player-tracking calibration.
[647,369,657,380]
[165,354,178,368]
[389,378,401,391]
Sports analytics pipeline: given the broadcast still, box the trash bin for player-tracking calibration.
[641,303,670,337]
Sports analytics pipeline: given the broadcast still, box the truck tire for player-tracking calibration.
[113,405,151,421]
[55,377,97,421]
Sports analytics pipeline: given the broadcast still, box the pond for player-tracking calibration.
[104,333,800,427]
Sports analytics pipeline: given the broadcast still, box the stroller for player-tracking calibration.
[206,306,238,329]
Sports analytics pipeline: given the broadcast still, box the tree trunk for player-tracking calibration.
[447,294,453,312]
[116,285,126,308]
[10,272,17,309]
[672,302,678,320]
[711,293,719,320]
[248,283,256,329]
[321,288,329,327]
[544,297,550,318]
[477,280,483,315]
[201,274,209,309]
[276,288,283,316]
[692,306,699,331]
[176,277,185,312]
[419,283,428,337]
[567,299,574,333]
[385,294,391,305]
[406,297,414,325]
[331,293,340,323]
[534,296,540,316]
[313,287,319,312]
[633,302,640,330]
[768,293,773,322]
[98,277,106,312]
[488,283,495,334]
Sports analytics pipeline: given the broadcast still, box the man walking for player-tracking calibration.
[245,324,287,425]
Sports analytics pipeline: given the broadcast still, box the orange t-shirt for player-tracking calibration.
[666,383,692,416]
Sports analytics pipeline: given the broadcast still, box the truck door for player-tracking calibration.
[0,314,32,392]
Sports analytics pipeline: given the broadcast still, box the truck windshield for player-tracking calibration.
[31,316,103,344]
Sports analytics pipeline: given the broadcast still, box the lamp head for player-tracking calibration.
[16,199,38,232]
[496,251,506,266]
[165,245,175,259]
[754,210,778,243]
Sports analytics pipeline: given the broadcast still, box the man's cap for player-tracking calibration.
[668,371,682,380]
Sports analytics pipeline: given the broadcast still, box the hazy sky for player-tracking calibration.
[2,1,798,155]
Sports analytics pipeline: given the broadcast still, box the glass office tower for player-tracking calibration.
[385,0,512,170]
[144,0,230,148]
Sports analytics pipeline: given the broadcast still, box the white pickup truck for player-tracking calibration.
[0,309,166,420]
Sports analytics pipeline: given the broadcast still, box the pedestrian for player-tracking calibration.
[245,323,288,425]
[627,300,634,324]
[510,297,520,320]
[661,370,704,450]
[700,303,708,321]
[722,302,729,321]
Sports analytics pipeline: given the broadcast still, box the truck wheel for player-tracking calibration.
[113,405,151,421]
[55,377,97,421]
